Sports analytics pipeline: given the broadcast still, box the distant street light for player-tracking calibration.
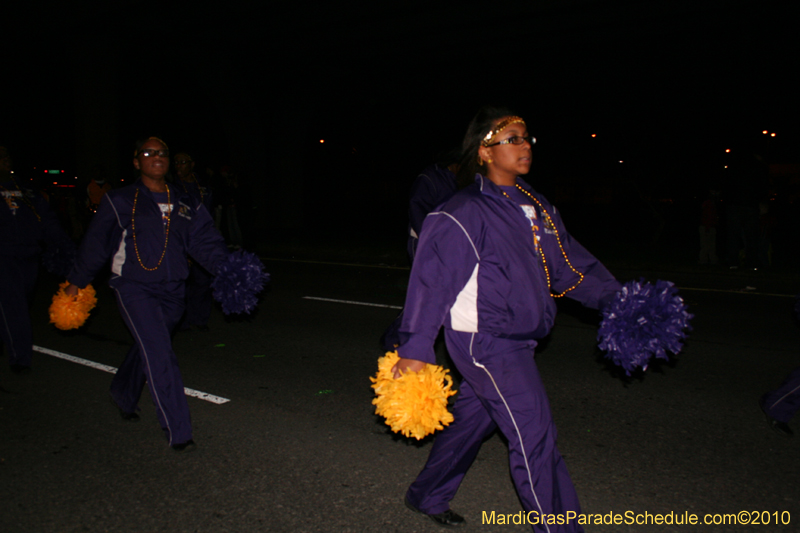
[762,130,768,134]
[725,149,731,153]
[770,133,776,137]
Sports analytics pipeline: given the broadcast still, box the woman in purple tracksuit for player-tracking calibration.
[394,107,622,531]
[65,137,227,451]
[760,366,800,437]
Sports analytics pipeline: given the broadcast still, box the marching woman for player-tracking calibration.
[65,137,228,451]
[394,107,622,531]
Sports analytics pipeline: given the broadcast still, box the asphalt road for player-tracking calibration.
[1,258,799,532]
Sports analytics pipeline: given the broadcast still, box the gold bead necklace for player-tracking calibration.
[132,185,171,271]
[501,184,585,298]
[178,174,204,204]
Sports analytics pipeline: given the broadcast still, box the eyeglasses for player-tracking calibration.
[173,159,192,165]
[486,135,536,147]
[138,149,170,158]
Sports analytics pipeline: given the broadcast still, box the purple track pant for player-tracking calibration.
[109,279,192,446]
[406,331,583,533]
[761,366,800,423]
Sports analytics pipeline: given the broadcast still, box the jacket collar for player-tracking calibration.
[134,178,190,205]
[475,173,534,199]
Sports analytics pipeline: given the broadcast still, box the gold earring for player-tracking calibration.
[477,155,484,166]
[487,158,493,164]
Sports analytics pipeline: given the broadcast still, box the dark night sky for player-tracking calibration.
[2,1,798,238]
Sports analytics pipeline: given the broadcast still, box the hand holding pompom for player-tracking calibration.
[370,351,457,440]
[49,282,97,330]
[598,279,693,375]
[211,249,270,314]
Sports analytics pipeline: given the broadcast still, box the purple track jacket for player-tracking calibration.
[398,174,621,364]
[68,180,227,288]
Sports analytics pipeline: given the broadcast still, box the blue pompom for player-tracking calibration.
[41,244,76,278]
[211,250,270,315]
[598,279,693,375]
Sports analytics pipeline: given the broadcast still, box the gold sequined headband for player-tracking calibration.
[481,116,526,147]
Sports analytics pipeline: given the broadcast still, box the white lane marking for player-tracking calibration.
[32,345,231,405]
[302,296,403,310]
[677,287,795,297]
[304,287,794,315]
[263,258,797,298]
[34,345,118,373]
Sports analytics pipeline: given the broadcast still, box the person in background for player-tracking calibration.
[173,151,215,332]
[218,165,243,249]
[206,166,223,232]
[393,107,621,531]
[760,297,800,438]
[64,137,228,451]
[757,199,777,268]
[380,152,459,352]
[407,152,460,262]
[723,150,767,270]
[86,165,112,216]
[761,366,800,437]
[0,145,74,374]
[698,188,719,266]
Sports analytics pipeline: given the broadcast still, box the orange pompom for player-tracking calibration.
[49,282,97,330]
[370,350,457,440]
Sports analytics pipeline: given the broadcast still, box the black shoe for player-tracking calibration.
[10,364,31,375]
[760,401,793,437]
[171,440,196,452]
[110,397,140,422]
[405,495,465,528]
[120,410,140,422]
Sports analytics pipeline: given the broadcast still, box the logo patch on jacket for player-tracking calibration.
[177,201,193,220]
[520,205,537,224]
[2,190,21,213]
[542,216,557,235]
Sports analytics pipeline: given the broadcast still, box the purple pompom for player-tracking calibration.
[598,279,693,375]
[41,245,76,278]
[211,250,270,314]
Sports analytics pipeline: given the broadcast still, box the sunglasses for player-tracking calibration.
[485,135,536,147]
[138,149,170,158]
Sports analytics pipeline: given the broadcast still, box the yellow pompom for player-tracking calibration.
[370,350,457,440]
[49,282,97,330]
